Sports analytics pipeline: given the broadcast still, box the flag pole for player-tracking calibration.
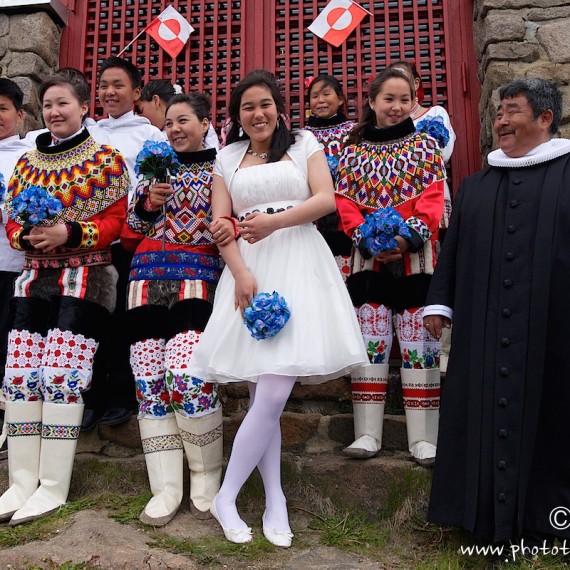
[349,0,372,16]
[117,28,147,57]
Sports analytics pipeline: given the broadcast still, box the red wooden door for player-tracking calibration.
[59,0,481,185]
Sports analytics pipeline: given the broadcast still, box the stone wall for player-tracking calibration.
[474,0,570,157]
[0,11,62,134]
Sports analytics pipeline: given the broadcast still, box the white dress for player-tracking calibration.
[189,130,367,384]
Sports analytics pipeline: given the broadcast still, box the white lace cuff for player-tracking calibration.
[423,304,453,321]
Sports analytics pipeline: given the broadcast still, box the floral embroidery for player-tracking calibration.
[366,339,388,364]
[401,346,440,369]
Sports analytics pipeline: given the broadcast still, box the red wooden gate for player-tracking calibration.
[59,0,481,187]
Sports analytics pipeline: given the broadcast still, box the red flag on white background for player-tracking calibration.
[145,5,194,58]
[308,0,370,47]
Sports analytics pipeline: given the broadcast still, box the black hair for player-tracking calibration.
[307,74,346,106]
[499,78,562,134]
[166,92,211,122]
[226,69,295,163]
[348,68,415,145]
[140,80,180,104]
[39,74,91,107]
[389,60,421,82]
[56,67,89,84]
[99,56,142,89]
[0,78,24,111]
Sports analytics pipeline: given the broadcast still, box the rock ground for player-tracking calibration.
[0,415,422,570]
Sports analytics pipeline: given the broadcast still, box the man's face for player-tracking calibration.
[0,95,23,140]
[98,67,141,119]
[493,95,551,158]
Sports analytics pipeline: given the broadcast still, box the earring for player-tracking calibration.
[276,117,281,130]
[238,125,244,137]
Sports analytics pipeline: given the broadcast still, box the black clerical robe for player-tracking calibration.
[427,150,570,543]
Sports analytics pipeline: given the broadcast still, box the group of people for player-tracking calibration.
[0,53,568,554]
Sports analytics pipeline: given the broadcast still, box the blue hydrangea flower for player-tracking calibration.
[243,292,291,341]
[416,116,450,149]
[11,186,63,229]
[134,140,181,181]
[0,172,5,203]
[326,153,339,176]
[356,207,412,256]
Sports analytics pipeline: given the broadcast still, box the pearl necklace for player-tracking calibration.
[247,148,269,159]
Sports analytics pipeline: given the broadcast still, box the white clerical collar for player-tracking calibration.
[488,138,570,168]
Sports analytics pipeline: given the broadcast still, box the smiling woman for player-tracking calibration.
[0,72,131,526]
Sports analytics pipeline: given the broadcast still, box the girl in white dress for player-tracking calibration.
[189,70,367,547]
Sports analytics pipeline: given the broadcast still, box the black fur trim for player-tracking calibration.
[66,222,83,248]
[406,228,425,253]
[167,298,213,339]
[346,270,431,312]
[10,297,52,335]
[324,230,353,257]
[54,296,110,342]
[126,304,170,344]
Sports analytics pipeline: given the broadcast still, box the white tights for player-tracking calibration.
[214,373,296,531]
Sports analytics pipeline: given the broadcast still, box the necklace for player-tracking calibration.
[247,148,269,159]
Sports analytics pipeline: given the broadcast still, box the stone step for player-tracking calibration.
[79,413,408,457]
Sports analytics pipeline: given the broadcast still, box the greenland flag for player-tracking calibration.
[308,0,370,47]
[146,6,194,58]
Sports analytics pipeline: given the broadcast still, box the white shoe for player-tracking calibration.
[262,511,293,548]
[209,494,253,544]
[342,434,381,459]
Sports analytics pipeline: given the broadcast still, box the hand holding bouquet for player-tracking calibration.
[10,185,63,229]
[353,207,411,256]
[244,292,291,341]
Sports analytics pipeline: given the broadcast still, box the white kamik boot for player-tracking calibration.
[343,363,388,459]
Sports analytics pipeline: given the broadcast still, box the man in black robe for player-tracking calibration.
[424,78,570,546]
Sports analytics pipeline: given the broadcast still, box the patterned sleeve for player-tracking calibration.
[125,178,160,234]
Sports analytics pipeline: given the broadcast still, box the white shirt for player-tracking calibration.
[0,135,33,272]
[89,111,165,202]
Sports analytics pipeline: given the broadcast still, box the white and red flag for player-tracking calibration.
[308,0,371,47]
[145,5,194,58]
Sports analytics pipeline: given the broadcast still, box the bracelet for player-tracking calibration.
[143,195,160,212]
[220,215,239,239]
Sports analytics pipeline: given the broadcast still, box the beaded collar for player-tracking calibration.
[362,117,416,144]
[306,111,350,129]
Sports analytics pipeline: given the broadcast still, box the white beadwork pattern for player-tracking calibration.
[130,338,166,376]
[6,330,45,368]
[42,328,98,369]
[166,330,201,370]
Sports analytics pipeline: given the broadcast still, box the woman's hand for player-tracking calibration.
[238,212,278,244]
[148,182,174,209]
[24,223,69,252]
[210,217,235,247]
[234,269,257,314]
[374,235,409,263]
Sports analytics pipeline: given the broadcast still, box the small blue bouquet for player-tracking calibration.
[0,172,5,203]
[354,207,411,256]
[243,291,291,341]
[415,115,450,149]
[134,140,181,182]
[11,185,63,229]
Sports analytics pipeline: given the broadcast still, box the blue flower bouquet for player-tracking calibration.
[11,185,63,229]
[243,291,291,341]
[134,140,181,182]
[0,172,5,203]
[415,115,450,149]
[355,207,412,256]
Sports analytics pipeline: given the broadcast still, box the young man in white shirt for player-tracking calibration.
[0,79,33,457]
[85,58,164,430]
